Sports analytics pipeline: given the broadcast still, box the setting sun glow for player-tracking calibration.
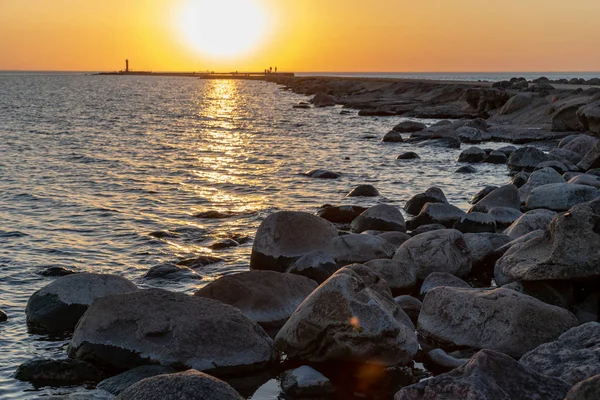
[177,0,269,59]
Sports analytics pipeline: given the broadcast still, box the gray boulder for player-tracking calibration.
[503,209,557,239]
[329,234,396,264]
[552,102,586,132]
[15,358,107,387]
[562,134,599,157]
[382,131,403,143]
[577,101,600,134]
[549,148,583,164]
[393,229,471,280]
[464,232,512,269]
[393,120,426,133]
[508,147,549,172]
[394,295,422,323]
[525,183,599,211]
[364,259,418,294]
[456,127,491,143]
[281,366,334,398]
[26,273,137,334]
[408,203,466,229]
[286,251,339,283]
[250,211,338,272]
[403,187,448,215]
[68,289,277,375]
[520,322,600,385]
[468,185,520,213]
[394,349,570,400]
[274,265,419,366]
[420,272,470,297]
[116,369,243,400]
[565,375,600,400]
[351,204,406,233]
[194,271,317,330]
[397,151,420,160]
[144,264,200,280]
[518,167,565,202]
[511,171,530,188]
[377,231,412,247]
[578,141,600,171]
[458,147,486,163]
[418,287,578,358]
[469,186,498,205]
[453,212,496,233]
[487,207,522,228]
[500,93,534,115]
[484,150,508,164]
[534,160,569,174]
[98,366,176,395]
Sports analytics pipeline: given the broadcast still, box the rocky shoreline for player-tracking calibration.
[9,76,600,399]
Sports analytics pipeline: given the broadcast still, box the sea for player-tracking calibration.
[0,71,596,399]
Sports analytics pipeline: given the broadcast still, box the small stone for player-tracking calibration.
[346,184,380,197]
[485,150,508,164]
[0,310,7,322]
[15,358,107,387]
[397,151,420,160]
[457,147,486,163]
[304,169,341,179]
[286,251,339,283]
[455,165,477,173]
[382,131,404,143]
[98,366,177,395]
[38,267,78,277]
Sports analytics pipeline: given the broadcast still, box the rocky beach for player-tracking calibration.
[3,73,600,399]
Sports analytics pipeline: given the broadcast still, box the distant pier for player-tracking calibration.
[95,71,295,80]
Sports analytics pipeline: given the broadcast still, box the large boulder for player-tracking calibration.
[408,203,466,230]
[274,265,419,366]
[286,251,339,283]
[577,101,600,134]
[520,322,600,385]
[418,287,578,358]
[382,131,404,143]
[499,201,600,281]
[403,187,448,215]
[26,273,137,334]
[312,92,336,108]
[464,232,512,269]
[562,135,599,157]
[503,209,557,239]
[552,102,587,132]
[364,259,418,294]
[351,204,406,233]
[525,183,599,211]
[68,289,278,375]
[420,272,470,297]
[393,229,471,280]
[468,185,520,213]
[116,370,243,400]
[394,350,570,400]
[329,234,396,264]
[194,271,317,330]
[566,375,600,400]
[499,93,533,115]
[508,147,549,172]
[518,167,565,202]
[549,148,583,164]
[393,120,426,133]
[250,211,338,272]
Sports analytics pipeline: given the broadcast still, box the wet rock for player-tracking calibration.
[408,203,467,230]
[503,209,557,239]
[393,121,426,133]
[286,251,339,283]
[456,127,491,143]
[469,184,521,213]
[468,186,498,205]
[525,183,599,211]
[304,169,341,179]
[312,92,336,108]
[394,296,422,323]
[409,224,446,235]
[177,255,223,269]
[117,369,244,400]
[420,272,470,297]
[382,131,404,143]
[68,289,277,375]
[396,151,420,160]
[455,165,477,174]
[458,147,486,163]
[487,207,523,228]
[144,264,200,280]
[0,309,6,322]
[499,93,534,115]
[98,365,176,395]
[563,135,599,157]
[569,173,600,188]
[26,273,137,334]
[15,358,107,387]
[351,204,406,233]
[518,167,565,202]
[193,210,237,219]
[566,375,600,400]
[250,211,338,272]
[484,150,508,164]
[195,271,317,331]
[377,231,412,247]
[393,229,471,280]
[281,366,335,398]
[520,322,600,385]
[317,205,368,224]
[464,232,512,269]
[550,148,584,164]
[418,287,578,358]
[403,187,448,215]
[511,171,530,188]
[364,259,418,294]
[496,145,518,157]
[274,265,418,366]
[346,184,380,197]
[535,160,570,174]
[330,234,396,264]
[508,147,549,172]
[577,101,600,134]
[394,349,570,400]
[578,141,600,171]
[208,238,240,250]
[38,266,78,277]
[453,212,496,233]
[419,137,461,149]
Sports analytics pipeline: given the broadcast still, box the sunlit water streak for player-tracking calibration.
[0,73,536,398]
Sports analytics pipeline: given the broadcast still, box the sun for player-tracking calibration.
[177,0,269,59]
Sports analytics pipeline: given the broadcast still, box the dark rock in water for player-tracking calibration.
[396,151,420,160]
[177,255,223,269]
[26,273,137,334]
[457,147,486,163]
[117,369,244,400]
[502,209,556,240]
[469,184,521,213]
[578,141,600,171]
[312,92,336,108]
[453,212,496,233]
[508,147,549,172]
[485,150,508,164]
[329,234,396,264]
[364,259,418,294]
[208,238,240,250]
[346,184,380,197]
[293,103,310,109]
[193,210,236,219]
[404,187,448,215]
[274,265,418,366]
[382,131,404,143]
[148,230,179,239]
[317,205,368,224]
[304,169,341,179]
[409,224,446,236]
[359,109,397,116]
[420,272,470,297]
[394,349,570,400]
[408,203,466,230]
[351,204,406,233]
[144,264,200,280]
[455,165,476,174]
[194,271,317,331]
[468,186,498,205]
[394,295,422,323]
[418,287,578,358]
[281,366,335,398]
[68,289,277,376]
[520,322,600,385]
[419,137,461,149]
[286,251,339,283]
[98,365,176,395]
[511,171,529,188]
[565,374,600,400]
[487,207,522,228]
[394,229,471,280]
[577,101,600,134]
[250,211,338,272]
[496,145,518,157]
[456,127,490,143]
[15,358,107,387]
[525,183,599,211]
[38,266,78,277]
[393,121,426,133]
[0,309,6,322]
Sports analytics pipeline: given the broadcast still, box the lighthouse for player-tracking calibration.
[125,59,129,73]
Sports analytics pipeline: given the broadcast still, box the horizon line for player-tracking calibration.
[1,69,600,74]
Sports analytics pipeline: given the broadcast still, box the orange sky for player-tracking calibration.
[1,0,599,72]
